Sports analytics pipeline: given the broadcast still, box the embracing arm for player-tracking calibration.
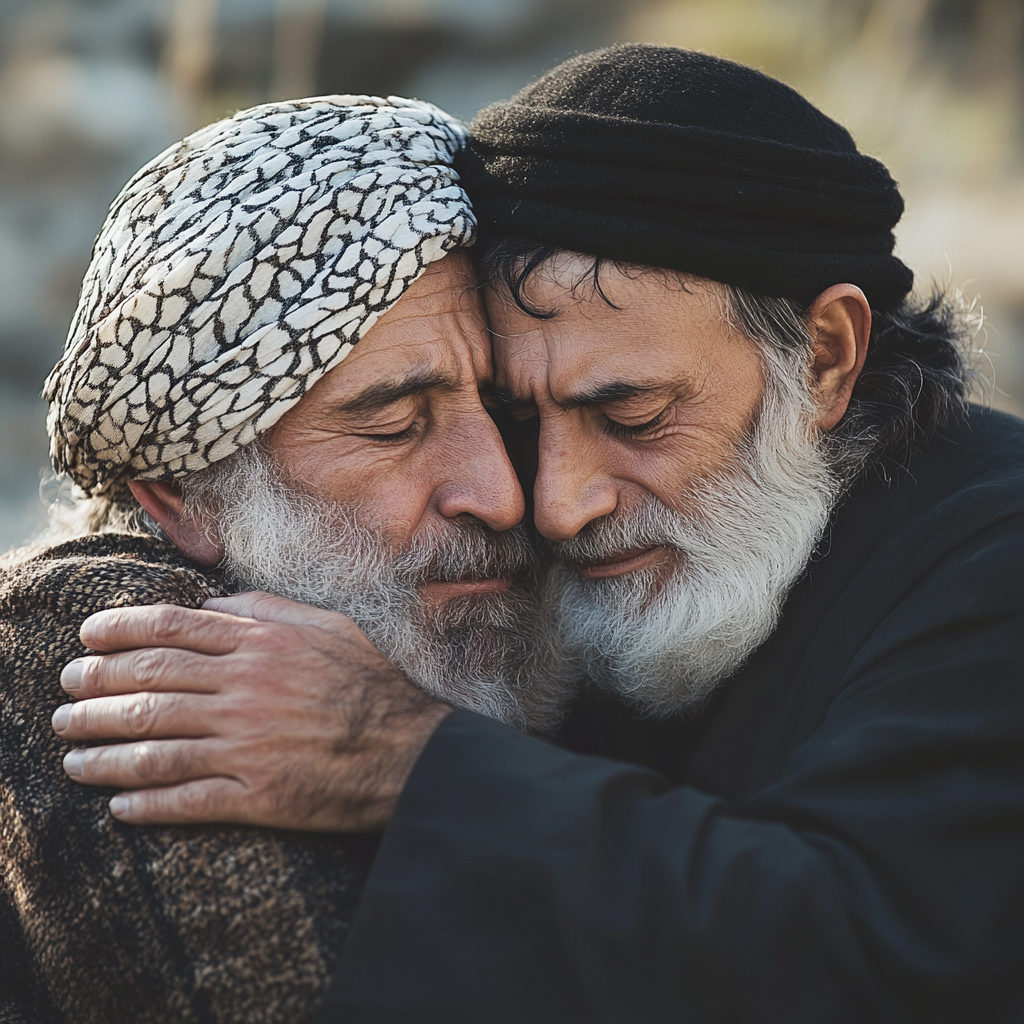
[53,592,450,831]
[54,519,1024,1022]
[319,712,888,1024]
[316,521,1024,1024]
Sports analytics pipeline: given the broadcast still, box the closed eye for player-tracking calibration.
[356,424,420,443]
[604,409,669,439]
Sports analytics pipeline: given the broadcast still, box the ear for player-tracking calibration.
[128,480,223,566]
[805,284,872,432]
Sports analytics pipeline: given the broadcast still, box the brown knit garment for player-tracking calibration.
[0,533,371,1023]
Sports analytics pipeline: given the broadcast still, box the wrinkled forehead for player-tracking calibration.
[486,261,737,397]
[293,250,493,405]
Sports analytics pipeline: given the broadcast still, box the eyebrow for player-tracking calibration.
[560,381,668,411]
[335,370,459,417]
[491,378,686,413]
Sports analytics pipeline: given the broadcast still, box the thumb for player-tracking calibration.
[204,591,353,630]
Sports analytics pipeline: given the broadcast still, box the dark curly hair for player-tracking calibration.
[477,235,978,487]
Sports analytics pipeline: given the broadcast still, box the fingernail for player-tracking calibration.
[61,660,84,692]
[63,748,84,777]
[109,795,130,818]
[52,703,73,733]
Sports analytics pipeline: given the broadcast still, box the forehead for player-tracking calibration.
[488,260,739,390]
[306,250,491,400]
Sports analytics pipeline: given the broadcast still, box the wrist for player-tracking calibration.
[351,698,452,832]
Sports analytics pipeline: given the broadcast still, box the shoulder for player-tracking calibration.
[909,405,1024,507]
[899,407,1024,561]
[0,532,224,682]
[0,534,366,1021]
[810,407,1024,700]
[843,407,1024,619]
[0,532,224,626]
[827,406,1024,581]
[897,406,1024,570]
[746,407,1024,733]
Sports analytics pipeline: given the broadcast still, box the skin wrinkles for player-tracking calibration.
[492,376,698,414]
[330,370,460,420]
[487,257,870,572]
[49,249,530,831]
[488,261,766,550]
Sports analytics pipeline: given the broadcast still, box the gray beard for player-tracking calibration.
[180,345,840,724]
[181,449,575,735]
[543,345,841,716]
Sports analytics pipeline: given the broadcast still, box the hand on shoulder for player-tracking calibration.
[53,592,451,831]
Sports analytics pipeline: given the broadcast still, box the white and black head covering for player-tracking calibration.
[45,95,475,497]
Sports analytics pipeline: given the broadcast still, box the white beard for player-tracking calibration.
[182,449,575,735]
[543,346,841,716]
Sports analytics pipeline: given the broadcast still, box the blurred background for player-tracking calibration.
[0,0,1022,549]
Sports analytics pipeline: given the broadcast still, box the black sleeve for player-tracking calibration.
[317,521,1024,1024]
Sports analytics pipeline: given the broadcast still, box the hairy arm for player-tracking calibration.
[53,592,451,830]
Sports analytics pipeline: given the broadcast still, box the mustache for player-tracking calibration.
[546,495,683,566]
[395,520,540,587]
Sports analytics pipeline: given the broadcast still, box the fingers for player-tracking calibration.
[52,691,216,743]
[61,736,222,789]
[109,777,250,826]
[80,603,249,655]
[204,591,355,631]
[61,646,224,698]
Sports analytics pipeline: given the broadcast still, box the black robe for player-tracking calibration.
[317,406,1024,1024]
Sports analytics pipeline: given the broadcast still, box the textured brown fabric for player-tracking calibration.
[0,534,370,1023]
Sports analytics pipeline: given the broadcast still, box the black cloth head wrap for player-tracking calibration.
[459,44,914,310]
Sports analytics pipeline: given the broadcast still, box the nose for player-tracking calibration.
[532,427,618,542]
[435,411,525,532]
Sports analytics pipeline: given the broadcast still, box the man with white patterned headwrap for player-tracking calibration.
[46,94,475,495]
[0,95,568,1023]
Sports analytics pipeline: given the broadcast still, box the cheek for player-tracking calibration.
[264,428,428,520]
[354,476,434,547]
[606,406,761,507]
[610,444,705,507]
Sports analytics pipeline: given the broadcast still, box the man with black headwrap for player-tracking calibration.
[57,46,1024,1023]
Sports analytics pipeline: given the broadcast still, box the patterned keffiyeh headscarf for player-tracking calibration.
[45,95,476,496]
